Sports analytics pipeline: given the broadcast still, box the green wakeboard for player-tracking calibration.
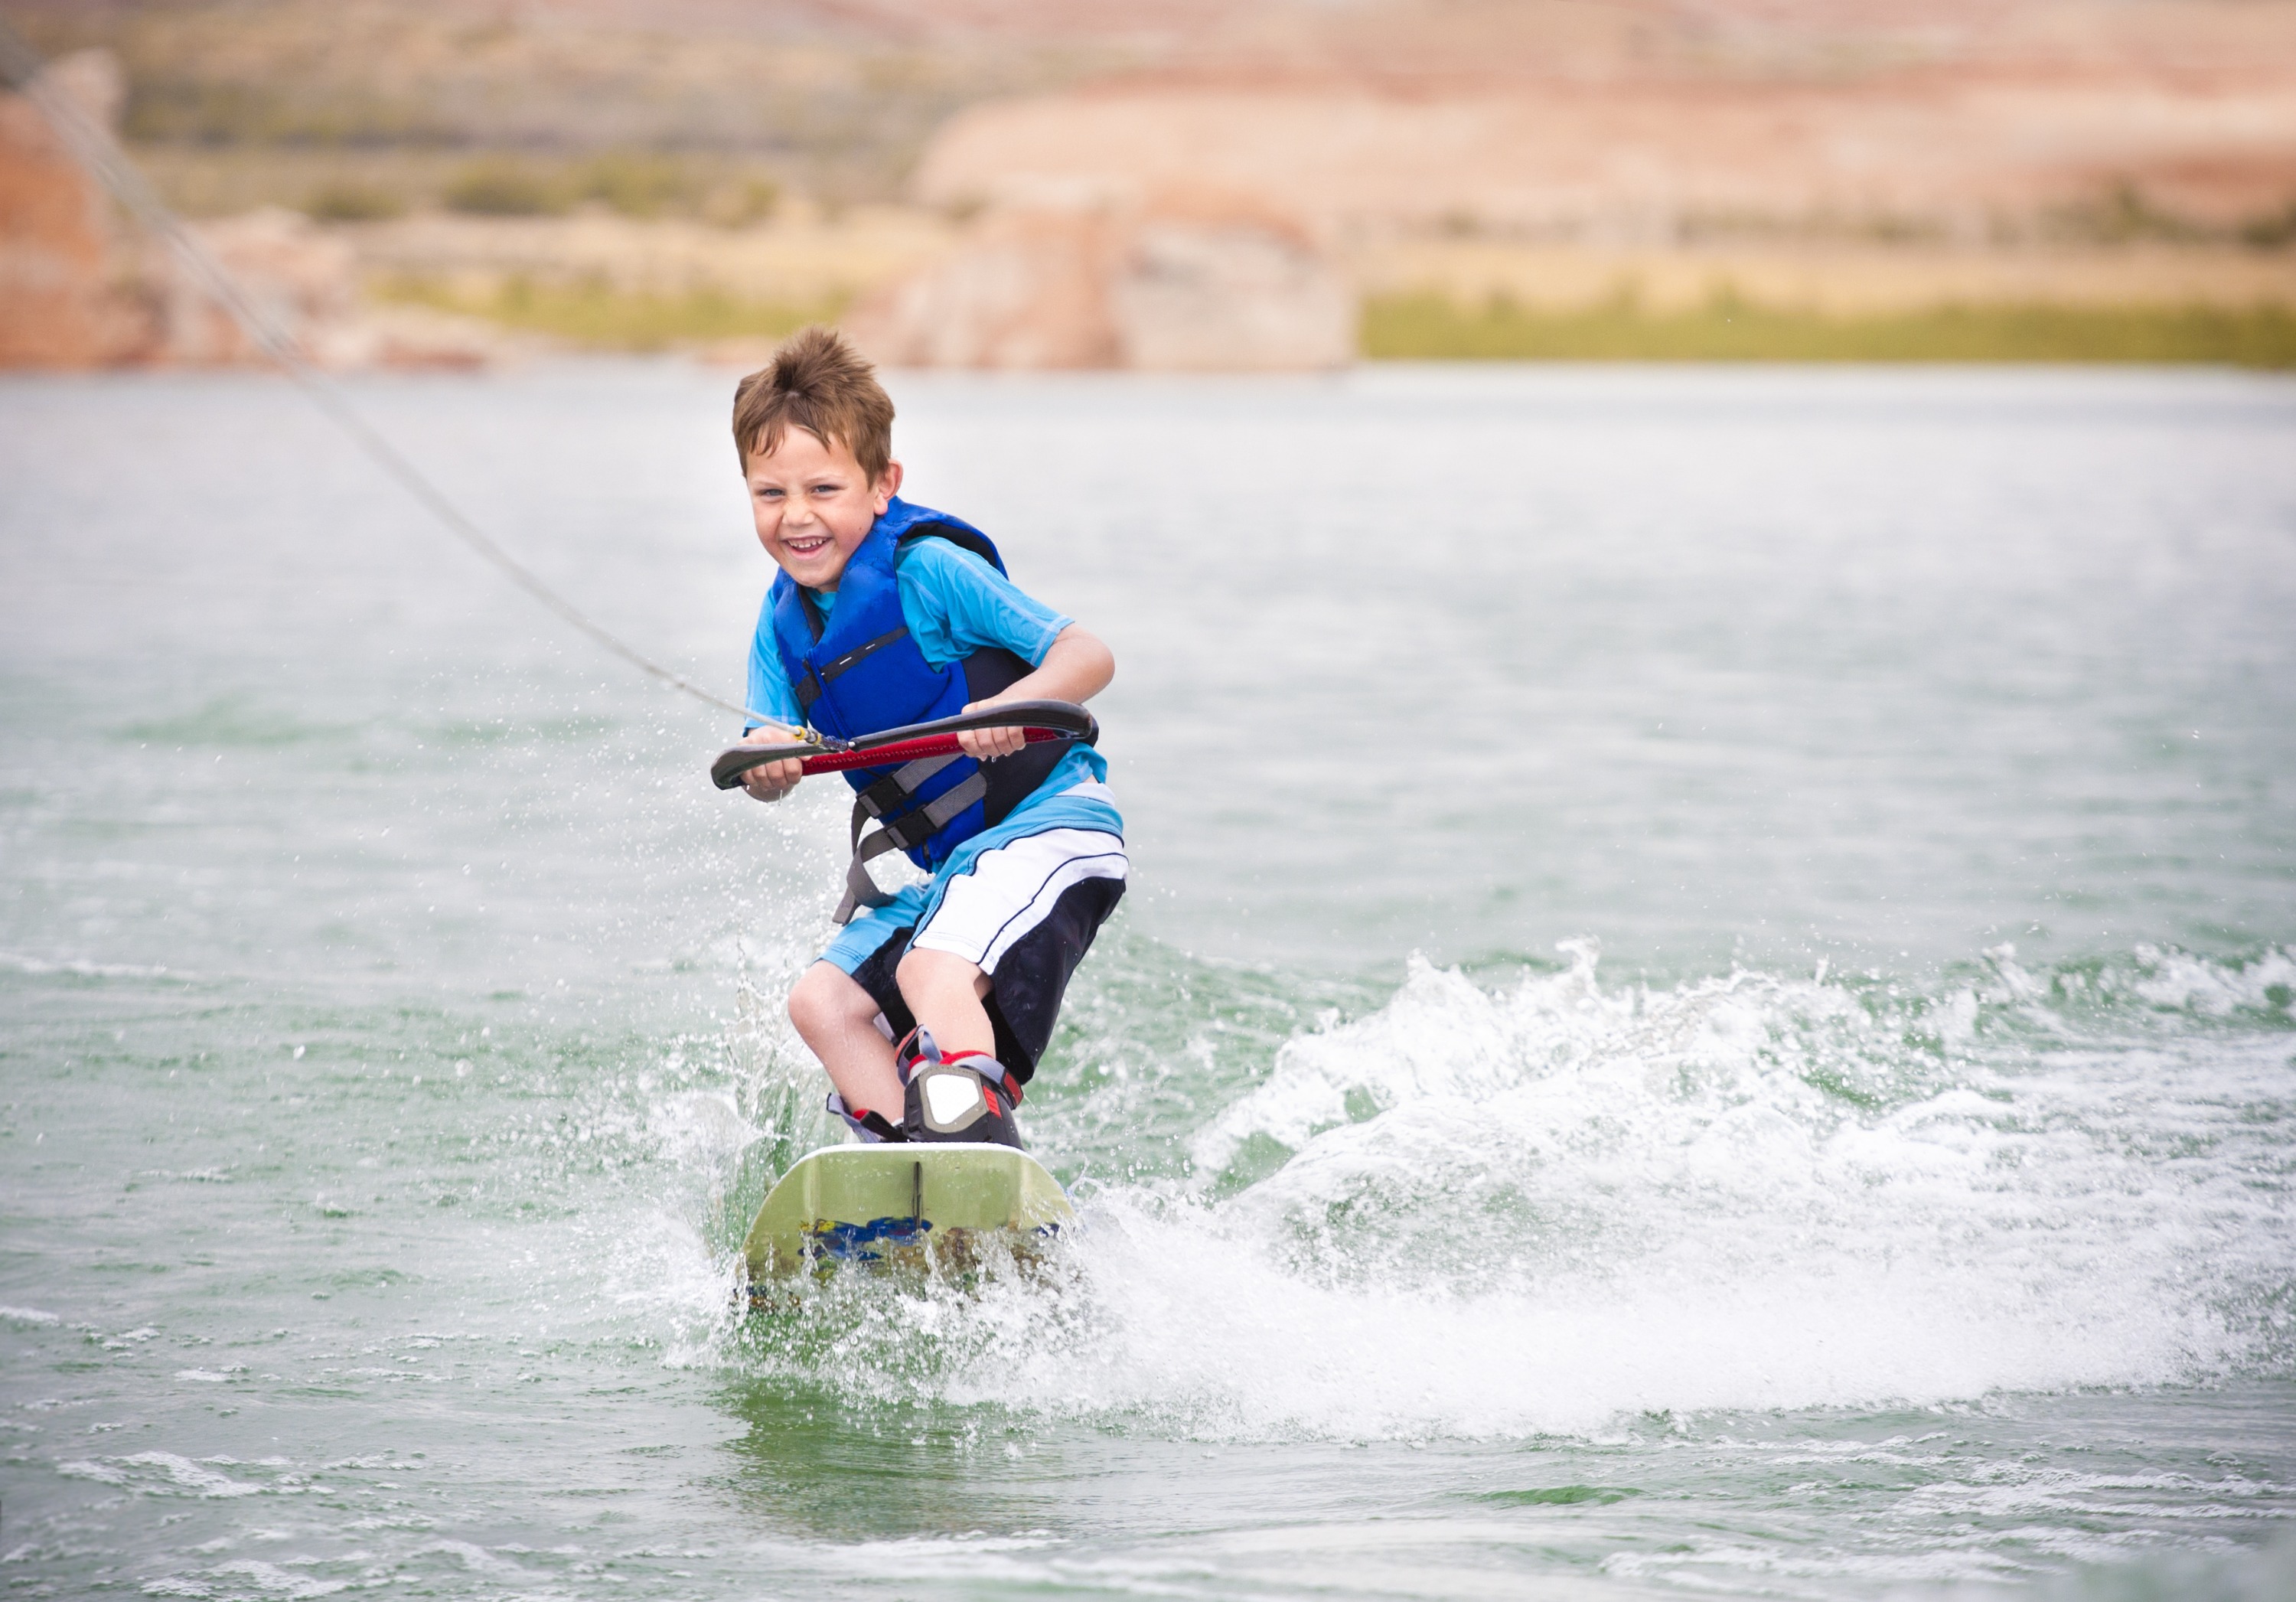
[742,1142,1075,1281]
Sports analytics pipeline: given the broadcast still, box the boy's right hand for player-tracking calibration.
[739,739,804,803]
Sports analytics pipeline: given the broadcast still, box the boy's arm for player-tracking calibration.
[956,625,1114,759]
[895,540,1114,761]
[740,612,807,802]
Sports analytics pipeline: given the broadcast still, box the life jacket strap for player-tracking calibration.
[832,769,989,924]
[851,754,961,837]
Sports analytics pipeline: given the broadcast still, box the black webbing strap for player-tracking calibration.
[833,770,990,925]
[825,1091,904,1144]
[794,625,909,715]
[851,754,960,838]
[822,625,909,678]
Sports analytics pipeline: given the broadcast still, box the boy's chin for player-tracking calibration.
[778,556,848,587]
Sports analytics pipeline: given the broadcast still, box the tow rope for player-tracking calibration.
[0,18,804,744]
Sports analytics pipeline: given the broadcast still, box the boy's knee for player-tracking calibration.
[895,945,983,1003]
[788,961,867,1038]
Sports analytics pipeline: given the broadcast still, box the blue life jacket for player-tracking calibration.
[768,498,1067,922]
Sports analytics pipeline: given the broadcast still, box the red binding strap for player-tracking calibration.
[940,1048,1022,1106]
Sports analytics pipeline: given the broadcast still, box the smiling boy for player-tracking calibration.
[732,327,1125,1147]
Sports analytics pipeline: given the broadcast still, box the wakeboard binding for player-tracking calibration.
[822,1029,1026,1147]
[898,1028,1025,1147]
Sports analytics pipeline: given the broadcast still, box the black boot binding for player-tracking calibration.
[897,1029,1025,1147]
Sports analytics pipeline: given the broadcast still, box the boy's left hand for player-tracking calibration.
[956,702,1027,760]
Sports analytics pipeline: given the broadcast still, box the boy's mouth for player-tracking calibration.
[782,533,831,559]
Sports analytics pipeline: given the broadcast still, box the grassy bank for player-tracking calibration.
[372,276,2296,367]
[374,276,839,351]
[1363,292,2296,367]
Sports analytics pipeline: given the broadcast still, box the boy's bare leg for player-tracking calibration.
[895,947,996,1059]
[787,962,904,1122]
[788,951,997,1131]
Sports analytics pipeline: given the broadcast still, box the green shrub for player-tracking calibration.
[705,176,781,229]
[442,161,569,217]
[1362,292,2296,368]
[124,80,282,145]
[375,275,840,350]
[576,153,699,220]
[2240,203,2296,249]
[123,77,449,148]
[306,181,406,223]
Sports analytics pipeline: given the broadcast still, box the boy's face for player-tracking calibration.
[745,426,902,592]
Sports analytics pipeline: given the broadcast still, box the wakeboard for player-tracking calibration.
[742,1142,1075,1282]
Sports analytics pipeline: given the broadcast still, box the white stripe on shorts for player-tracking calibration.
[908,827,1128,973]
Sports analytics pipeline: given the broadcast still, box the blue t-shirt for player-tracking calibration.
[745,537,1110,794]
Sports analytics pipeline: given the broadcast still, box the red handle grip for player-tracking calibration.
[709,699,1097,790]
[789,726,1065,776]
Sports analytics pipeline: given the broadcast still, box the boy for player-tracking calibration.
[730,327,1124,1148]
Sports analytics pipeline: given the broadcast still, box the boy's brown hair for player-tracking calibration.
[731,325,895,481]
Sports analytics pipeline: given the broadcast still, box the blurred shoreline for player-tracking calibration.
[6,0,2292,370]
[356,212,2296,367]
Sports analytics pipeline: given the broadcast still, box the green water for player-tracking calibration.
[2,364,2294,1600]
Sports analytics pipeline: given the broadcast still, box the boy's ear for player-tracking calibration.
[872,459,904,514]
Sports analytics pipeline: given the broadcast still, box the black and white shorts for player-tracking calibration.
[822,826,1126,1082]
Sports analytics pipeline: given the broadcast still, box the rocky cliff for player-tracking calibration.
[0,51,155,367]
[2,51,500,370]
[915,3,2296,243]
[846,196,1352,371]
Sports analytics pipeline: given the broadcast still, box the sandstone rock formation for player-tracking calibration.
[0,50,156,367]
[902,0,2296,247]
[157,207,356,365]
[846,195,1354,370]
[1113,205,1353,370]
[2,51,501,370]
[915,77,2296,246]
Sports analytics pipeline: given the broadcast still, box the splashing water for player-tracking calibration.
[715,941,2294,1447]
[6,364,2294,1598]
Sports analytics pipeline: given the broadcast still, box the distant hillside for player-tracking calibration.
[13,0,2295,234]
[916,0,2296,243]
[8,0,2291,370]
[8,0,1159,204]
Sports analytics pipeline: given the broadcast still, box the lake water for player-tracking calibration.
[3,362,2294,1600]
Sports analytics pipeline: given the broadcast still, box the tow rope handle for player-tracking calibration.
[709,699,1098,790]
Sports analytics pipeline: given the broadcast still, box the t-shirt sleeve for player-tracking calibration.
[743,597,803,732]
[896,538,1072,670]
